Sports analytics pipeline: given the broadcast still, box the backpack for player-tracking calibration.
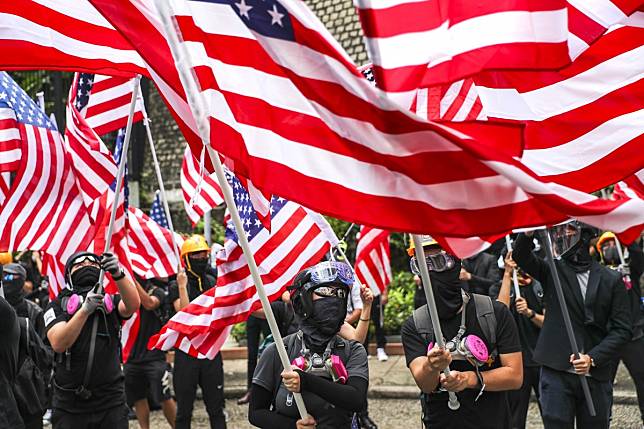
[412,294,498,358]
[13,317,53,418]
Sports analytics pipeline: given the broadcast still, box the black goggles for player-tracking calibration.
[410,251,457,274]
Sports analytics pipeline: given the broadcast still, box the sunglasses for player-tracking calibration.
[313,285,348,299]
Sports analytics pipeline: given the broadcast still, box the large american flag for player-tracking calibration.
[72,73,144,136]
[355,226,391,297]
[180,145,224,226]
[149,172,337,358]
[88,0,644,255]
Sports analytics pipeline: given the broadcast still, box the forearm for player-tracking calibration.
[248,384,297,429]
[178,285,190,311]
[475,364,523,391]
[345,309,361,325]
[353,304,371,343]
[299,372,367,412]
[48,311,89,352]
[116,277,140,316]
[411,359,441,393]
[135,283,159,311]
[530,312,544,328]
[496,272,512,308]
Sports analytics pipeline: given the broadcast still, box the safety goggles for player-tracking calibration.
[313,285,348,299]
[70,254,101,268]
[309,261,354,288]
[410,251,457,274]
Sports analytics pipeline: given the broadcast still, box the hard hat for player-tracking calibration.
[0,252,13,265]
[180,235,210,259]
[407,235,439,257]
[596,231,617,253]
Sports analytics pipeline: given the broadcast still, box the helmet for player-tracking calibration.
[180,235,210,259]
[407,235,439,257]
[0,252,12,265]
[289,261,353,319]
[596,231,617,253]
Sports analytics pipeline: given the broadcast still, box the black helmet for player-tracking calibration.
[64,251,101,286]
[289,261,353,319]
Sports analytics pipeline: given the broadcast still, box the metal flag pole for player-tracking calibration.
[541,231,596,416]
[340,222,356,243]
[504,235,521,299]
[154,0,308,419]
[96,75,142,293]
[412,234,460,410]
[140,99,182,267]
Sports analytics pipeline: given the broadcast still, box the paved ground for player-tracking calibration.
[132,356,643,428]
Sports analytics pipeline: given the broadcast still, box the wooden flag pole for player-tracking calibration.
[154,0,309,419]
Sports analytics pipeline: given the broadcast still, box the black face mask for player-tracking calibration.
[427,259,463,319]
[187,257,209,276]
[2,277,25,306]
[562,239,592,273]
[602,247,620,266]
[70,266,100,294]
[297,296,346,352]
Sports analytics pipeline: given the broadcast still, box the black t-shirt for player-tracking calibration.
[253,333,369,429]
[168,270,216,307]
[128,286,167,364]
[44,292,129,413]
[401,298,521,429]
[509,281,544,367]
[0,297,23,428]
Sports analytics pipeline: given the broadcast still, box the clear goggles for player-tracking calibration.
[313,285,348,299]
[71,254,101,266]
[410,251,457,274]
[309,261,354,288]
[548,222,581,258]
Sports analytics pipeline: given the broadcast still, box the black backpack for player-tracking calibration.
[412,294,498,359]
[13,317,53,418]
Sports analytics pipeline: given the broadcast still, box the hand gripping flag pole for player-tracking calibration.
[140,94,182,268]
[154,0,309,419]
[541,231,597,416]
[96,75,141,293]
[505,236,521,299]
[412,234,460,410]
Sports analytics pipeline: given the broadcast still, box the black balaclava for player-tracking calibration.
[427,259,463,320]
[187,256,208,277]
[601,247,620,266]
[562,231,594,273]
[296,295,347,352]
[3,275,25,306]
[70,266,101,294]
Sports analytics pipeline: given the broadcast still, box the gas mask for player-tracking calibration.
[601,245,620,266]
[291,331,348,384]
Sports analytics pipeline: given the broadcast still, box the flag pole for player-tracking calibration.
[504,235,521,299]
[412,234,460,410]
[96,75,141,293]
[153,0,309,419]
[140,98,182,267]
[541,231,596,416]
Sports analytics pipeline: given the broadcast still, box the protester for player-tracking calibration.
[125,277,177,429]
[461,250,501,296]
[596,232,644,425]
[513,222,632,429]
[169,235,226,429]
[491,252,545,429]
[44,251,140,429]
[3,263,46,338]
[249,261,369,429]
[365,288,389,362]
[238,312,270,405]
[401,235,523,428]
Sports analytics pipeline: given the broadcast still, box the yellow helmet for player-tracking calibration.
[0,252,12,265]
[180,235,210,259]
[407,234,439,257]
[596,231,617,253]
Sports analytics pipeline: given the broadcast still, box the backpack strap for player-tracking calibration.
[472,294,497,357]
[412,304,435,345]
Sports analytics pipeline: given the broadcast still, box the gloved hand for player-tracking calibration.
[101,252,123,278]
[81,291,104,315]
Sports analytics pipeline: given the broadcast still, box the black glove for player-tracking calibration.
[101,253,123,279]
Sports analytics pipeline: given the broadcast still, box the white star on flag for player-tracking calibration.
[267,4,284,27]
[235,0,253,19]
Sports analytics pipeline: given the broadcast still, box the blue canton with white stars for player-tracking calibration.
[192,0,294,41]
[0,72,56,131]
[150,191,169,228]
[74,73,95,112]
[110,128,129,211]
[225,171,287,243]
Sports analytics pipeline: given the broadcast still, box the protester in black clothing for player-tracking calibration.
[169,235,226,429]
[125,277,176,429]
[249,261,369,429]
[238,313,270,405]
[461,250,501,296]
[44,251,140,429]
[0,269,25,429]
[513,222,632,429]
[3,263,46,338]
[491,252,545,429]
[401,236,523,429]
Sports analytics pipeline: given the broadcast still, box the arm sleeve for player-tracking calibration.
[588,275,633,367]
[298,372,368,412]
[401,317,428,367]
[248,383,297,429]
[513,234,551,287]
[493,302,522,354]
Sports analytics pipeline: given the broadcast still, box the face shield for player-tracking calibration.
[308,261,354,289]
[548,222,582,258]
[410,250,457,274]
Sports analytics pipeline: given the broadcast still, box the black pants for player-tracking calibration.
[51,404,128,429]
[609,336,644,423]
[173,350,226,429]
[539,367,612,429]
[365,295,387,349]
[246,315,270,389]
[509,366,541,429]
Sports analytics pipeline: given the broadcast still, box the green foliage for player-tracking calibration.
[231,322,247,345]
[383,271,415,336]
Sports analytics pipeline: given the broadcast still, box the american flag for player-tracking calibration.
[180,145,224,226]
[0,0,146,77]
[150,190,169,228]
[354,226,391,296]
[611,169,644,245]
[72,73,144,136]
[149,172,337,358]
